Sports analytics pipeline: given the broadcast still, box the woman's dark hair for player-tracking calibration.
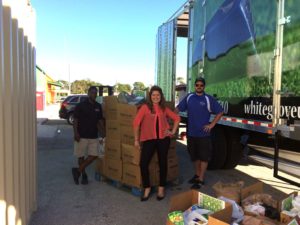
[146,85,166,113]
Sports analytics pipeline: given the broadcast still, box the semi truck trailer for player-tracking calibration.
[156,0,300,186]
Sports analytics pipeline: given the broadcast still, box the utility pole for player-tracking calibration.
[68,63,71,94]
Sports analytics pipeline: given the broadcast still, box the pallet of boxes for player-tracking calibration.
[95,96,179,195]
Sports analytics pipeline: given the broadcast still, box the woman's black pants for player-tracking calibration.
[140,137,170,188]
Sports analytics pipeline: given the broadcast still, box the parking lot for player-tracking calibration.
[31,106,300,225]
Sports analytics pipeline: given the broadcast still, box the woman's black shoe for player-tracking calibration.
[141,195,150,201]
[156,195,165,201]
[140,189,151,201]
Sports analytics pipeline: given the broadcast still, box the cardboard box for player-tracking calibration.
[103,96,119,120]
[167,157,179,181]
[240,182,264,201]
[104,157,122,181]
[241,182,298,220]
[168,156,178,166]
[120,125,135,146]
[168,140,177,159]
[166,190,232,225]
[106,120,120,140]
[95,158,105,175]
[122,163,142,188]
[167,164,179,182]
[165,101,175,110]
[241,182,279,217]
[118,103,138,126]
[280,192,298,224]
[149,159,159,186]
[105,138,121,159]
[169,138,176,148]
[122,143,140,165]
[122,162,158,188]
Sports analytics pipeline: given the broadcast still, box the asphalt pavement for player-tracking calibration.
[30,105,300,225]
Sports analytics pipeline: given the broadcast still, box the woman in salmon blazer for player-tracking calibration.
[133,85,180,201]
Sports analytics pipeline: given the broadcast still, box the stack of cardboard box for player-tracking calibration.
[103,96,122,181]
[118,102,158,188]
[95,97,179,189]
[166,139,179,182]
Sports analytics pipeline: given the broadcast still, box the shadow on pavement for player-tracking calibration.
[31,122,297,225]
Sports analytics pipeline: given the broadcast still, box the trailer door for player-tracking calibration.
[155,19,177,102]
[273,0,300,187]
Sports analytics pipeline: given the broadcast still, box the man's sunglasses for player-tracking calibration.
[195,84,204,87]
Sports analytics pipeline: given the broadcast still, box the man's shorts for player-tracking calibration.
[74,138,99,158]
[187,136,212,162]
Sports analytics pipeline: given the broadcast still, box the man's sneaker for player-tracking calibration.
[199,180,205,186]
[72,168,81,185]
[190,183,201,189]
[81,173,88,185]
[188,175,199,184]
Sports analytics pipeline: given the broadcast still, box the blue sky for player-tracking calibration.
[31,0,188,86]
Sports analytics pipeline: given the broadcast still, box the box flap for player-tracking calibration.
[241,182,263,200]
[169,190,196,212]
[198,192,226,212]
[281,192,298,211]
[208,203,232,225]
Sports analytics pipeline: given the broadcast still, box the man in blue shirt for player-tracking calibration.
[176,77,223,189]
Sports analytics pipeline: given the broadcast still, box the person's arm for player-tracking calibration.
[97,104,105,138]
[203,97,224,132]
[73,105,80,142]
[203,111,223,132]
[133,105,147,149]
[133,126,140,149]
[97,119,105,138]
[165,108,181,136]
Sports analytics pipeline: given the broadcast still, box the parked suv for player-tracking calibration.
[59,94,88,125]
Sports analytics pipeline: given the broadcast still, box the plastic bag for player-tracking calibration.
[98,137,105,158]
[218,196,244,223]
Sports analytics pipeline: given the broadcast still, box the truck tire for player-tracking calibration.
[67,112,74,125]
[208,126,227,170]
[222,128,243,169]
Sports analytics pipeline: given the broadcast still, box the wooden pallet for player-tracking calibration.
[94,172,143,197]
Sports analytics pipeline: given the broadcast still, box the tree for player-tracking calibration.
[71,79,102,94]
[133,81,145,91]
[176,77,186,85]
[115,82,131,93]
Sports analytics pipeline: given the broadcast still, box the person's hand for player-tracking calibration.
[134,140,140,150]
[99,137,104,145]
[165,129,174,137]
[203,124,214,133]
[74,133,80,142]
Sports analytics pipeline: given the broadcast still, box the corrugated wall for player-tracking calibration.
[0,0,36,225]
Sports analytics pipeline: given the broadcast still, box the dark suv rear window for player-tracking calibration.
[62,96,73,103]
[80,96,88,102]
[70,96,79,103]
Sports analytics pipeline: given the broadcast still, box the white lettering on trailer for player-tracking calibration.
[218,100,228,114]
[244,100,300,120]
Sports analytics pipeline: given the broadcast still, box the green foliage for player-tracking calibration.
[176,77,185,85]
[115,83,131,93]
[133,81,145,91]
[71,79,102,94]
